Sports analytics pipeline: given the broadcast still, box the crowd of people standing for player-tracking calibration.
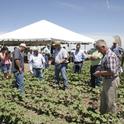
[0,35,124,115]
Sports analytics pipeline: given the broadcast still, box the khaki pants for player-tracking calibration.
[100,76,120,114]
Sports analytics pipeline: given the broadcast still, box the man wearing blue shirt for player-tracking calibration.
[12,43,27,96]
[111,36,124,72]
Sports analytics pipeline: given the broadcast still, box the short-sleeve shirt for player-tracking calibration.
[91,50,103,66]
[43,47,51,55]
[12,48,24,72]
[73,49,86,62]
[101,49,120,78]
[29,53,45,69]
[112,46,124,60]
[54,48,68,64]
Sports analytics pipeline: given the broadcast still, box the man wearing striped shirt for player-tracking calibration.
[94,39,120,114]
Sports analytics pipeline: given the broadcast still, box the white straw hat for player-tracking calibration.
[20,43,27,48]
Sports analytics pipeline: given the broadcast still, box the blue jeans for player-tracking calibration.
[14,72,24,95]
[55,64,68,87]
[33,68,43,79]
[2,64,10,73]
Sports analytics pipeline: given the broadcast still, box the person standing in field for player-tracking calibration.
[27,49,33,62]
[52,41,69,90]
[29,47,45,80]
[87,43,103,88]
[42,45,51,68]
[94,39,120,114]
[111,35,124,72]
[12,43,27,96]
[72,43,86,73]
[0,46,11,79]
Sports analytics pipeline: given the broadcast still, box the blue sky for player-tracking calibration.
[0,0,124,47]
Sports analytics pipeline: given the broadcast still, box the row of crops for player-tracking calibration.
[0,61,124,124]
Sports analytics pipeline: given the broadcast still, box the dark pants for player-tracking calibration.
[90,65,101,88]
[73,62,83,73]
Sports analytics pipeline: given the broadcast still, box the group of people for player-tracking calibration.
[0,46,11,79]
[0,35,124,114]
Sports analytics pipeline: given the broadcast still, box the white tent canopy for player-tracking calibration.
[0,20,94,44]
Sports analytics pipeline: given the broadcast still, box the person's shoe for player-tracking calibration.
[52,82,60,88]
[18,95,24,101]
[63,86,69,90]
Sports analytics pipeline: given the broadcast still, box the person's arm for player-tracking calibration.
[60,57,68,64]
[0,51,7,60]
[14,48,22,73]
[121,55,124,66]
[41,55,46,64]
[60,50,69,64]
[15,59,22,72]
[94,70,113,77]
[94,56,117,77]
[90,52,102,61]
[82,52,87,60]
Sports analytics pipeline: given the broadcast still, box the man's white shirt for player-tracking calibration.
[54,48,68,64]
[73,49,86,62]
[29,53,45,71]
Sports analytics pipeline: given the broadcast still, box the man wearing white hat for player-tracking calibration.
[52,41,69,90]
[12,43,27,96]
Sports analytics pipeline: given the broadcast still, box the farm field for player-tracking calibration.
[0,61,124,124]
